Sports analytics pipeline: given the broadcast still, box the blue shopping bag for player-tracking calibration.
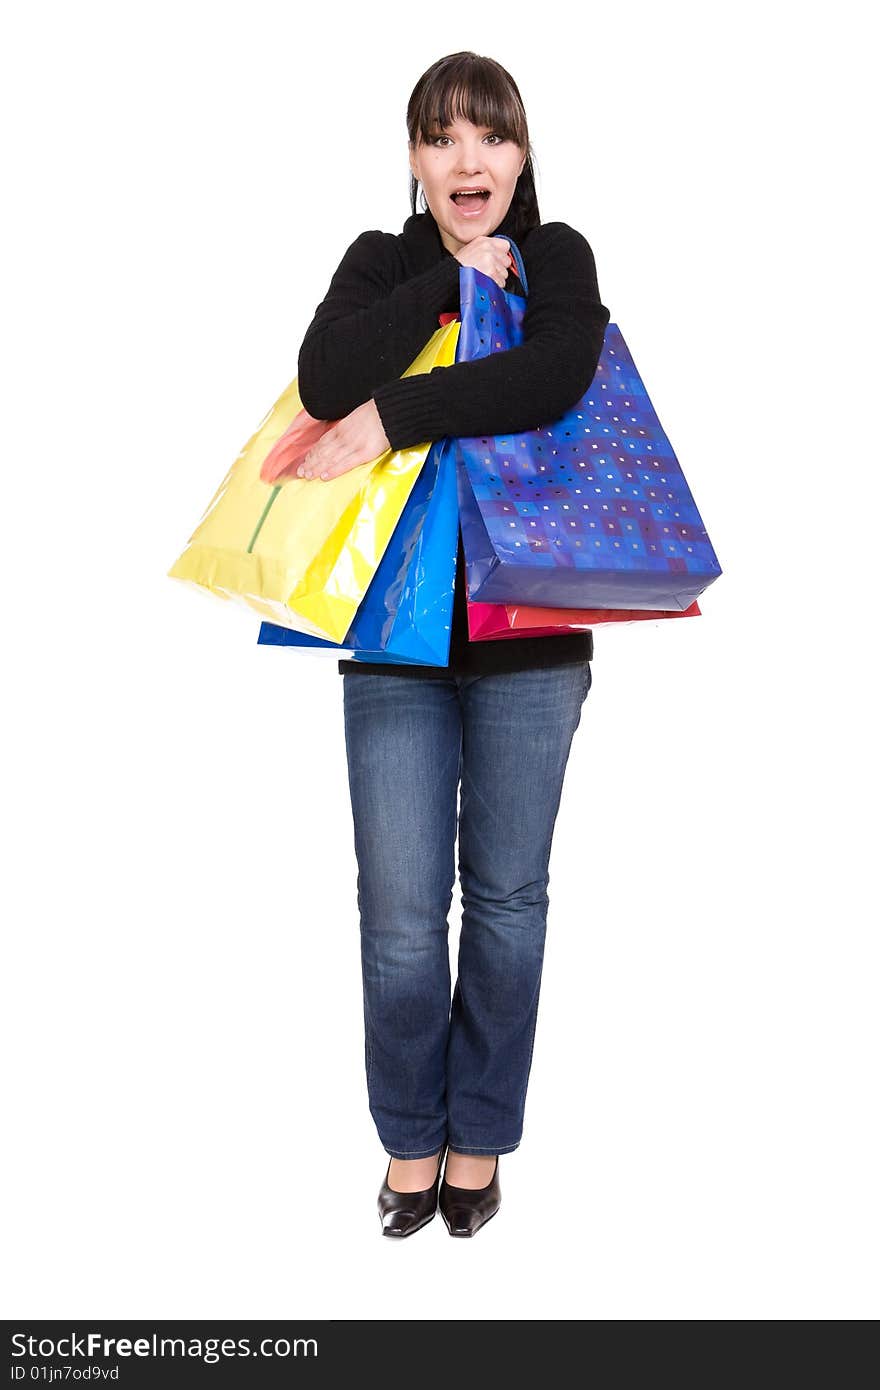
[453,240,722,611]
[257,437,458,665]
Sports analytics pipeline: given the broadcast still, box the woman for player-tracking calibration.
[295,52,610,1237]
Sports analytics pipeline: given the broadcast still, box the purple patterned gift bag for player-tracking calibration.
[453,239,723,611]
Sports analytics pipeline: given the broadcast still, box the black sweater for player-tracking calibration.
[296,201,611,679]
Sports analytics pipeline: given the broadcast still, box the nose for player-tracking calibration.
[457,144,486,176]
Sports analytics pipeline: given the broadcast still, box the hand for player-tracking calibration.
[454,235,515,288]
[296,398,391,481]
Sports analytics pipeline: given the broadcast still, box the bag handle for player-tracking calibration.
[497,236,528,295]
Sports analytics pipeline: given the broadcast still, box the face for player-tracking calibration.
[409,116,527,255]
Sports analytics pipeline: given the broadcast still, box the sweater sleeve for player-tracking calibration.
[296,230,461,421]
[372,223,611,450]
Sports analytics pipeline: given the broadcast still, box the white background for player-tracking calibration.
[3,0,876,1321]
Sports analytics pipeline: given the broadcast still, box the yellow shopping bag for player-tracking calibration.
[168,320,460,641]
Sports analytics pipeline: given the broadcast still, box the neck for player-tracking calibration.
[427,200,518,256]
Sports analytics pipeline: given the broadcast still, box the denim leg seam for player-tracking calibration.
[523,976,544,1085]
[364,994,374,1092]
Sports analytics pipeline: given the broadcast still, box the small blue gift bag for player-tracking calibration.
[453,239,722,611]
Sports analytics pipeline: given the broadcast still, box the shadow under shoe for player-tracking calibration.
[377,1146,447,1238]
[439,1155,502,1237]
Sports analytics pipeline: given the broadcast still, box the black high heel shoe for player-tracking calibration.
[377,1145,446,1238]
[439,1155,501,1237]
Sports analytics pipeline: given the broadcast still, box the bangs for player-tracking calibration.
[412,63,527,148]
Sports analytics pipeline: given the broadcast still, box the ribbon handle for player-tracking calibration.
[496,236,528,295]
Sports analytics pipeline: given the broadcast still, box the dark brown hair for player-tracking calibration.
[406,52,540,239]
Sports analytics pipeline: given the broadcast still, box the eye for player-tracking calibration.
[426,132,506,147]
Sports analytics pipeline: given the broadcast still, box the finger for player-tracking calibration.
[314,448,360,481]
[297,455,328,479]
[297,446,332,478]
[296,429,341,476]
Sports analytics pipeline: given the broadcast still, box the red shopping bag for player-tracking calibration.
[467,598,701,640]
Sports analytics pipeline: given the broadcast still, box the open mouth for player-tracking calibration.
[450,190,491,212]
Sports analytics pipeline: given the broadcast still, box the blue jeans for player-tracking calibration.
[342,660,593,1160]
